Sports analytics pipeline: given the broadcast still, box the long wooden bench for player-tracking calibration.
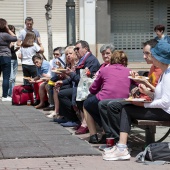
[133,120,170,145]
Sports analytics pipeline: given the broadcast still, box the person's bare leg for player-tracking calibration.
[80,111,88,128]
[53,88,59,113]
[50,87,63,118]
[118,132,128,145]
[83,106,96,136]
[35,83,47,109]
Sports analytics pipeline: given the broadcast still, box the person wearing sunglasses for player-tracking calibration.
[54,40,100,127]
[43,47,66,112]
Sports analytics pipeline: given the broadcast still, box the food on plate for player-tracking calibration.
[56,68,67,73]
[137,76,149,79]
[56,68,67,71]
[125,95,152,102]
[128,76,149,80]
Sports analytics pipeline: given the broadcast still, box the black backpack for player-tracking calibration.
[136,142,170,165]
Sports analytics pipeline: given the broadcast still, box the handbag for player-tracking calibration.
[136,142,170,165]
[76,69,94,101]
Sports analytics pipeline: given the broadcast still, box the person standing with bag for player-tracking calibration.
[0,18,17,101]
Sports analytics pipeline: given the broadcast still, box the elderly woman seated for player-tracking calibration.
[83,50,133,143]
[75,43,115,134]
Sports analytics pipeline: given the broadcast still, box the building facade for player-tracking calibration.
[0,0,79,59]
[96,0,170,62]
[0,0,170,62]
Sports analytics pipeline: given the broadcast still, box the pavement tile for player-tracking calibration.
[23,122,63,131]
[0,140,46,149]
[1,146,54,159]
[18,117,49,123]
[0,120,24,128]
[0,131,40,142]
[0,126,29,132]
[14,112,46,118]
[42,135,101,156]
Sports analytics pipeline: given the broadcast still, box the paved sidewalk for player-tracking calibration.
[0,69,169,169]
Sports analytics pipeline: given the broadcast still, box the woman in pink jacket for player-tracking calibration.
[83,50,132,143]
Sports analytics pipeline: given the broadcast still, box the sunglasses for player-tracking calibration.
[74,47,80,51]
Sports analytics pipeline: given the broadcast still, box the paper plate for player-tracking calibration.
[51,70,62,74]
[125,98,151,102]
[128,76,149,80]
[56,68,67,72]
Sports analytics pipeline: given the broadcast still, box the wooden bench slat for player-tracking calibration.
[134,120,170,126]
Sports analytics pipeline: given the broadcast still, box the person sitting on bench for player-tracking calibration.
[102,41,170,161]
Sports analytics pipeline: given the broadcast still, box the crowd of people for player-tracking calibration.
[1,16,170,161]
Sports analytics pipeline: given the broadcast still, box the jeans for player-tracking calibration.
[58,88,79,122]
[0,56,11,97]
[83,94,101,126]
[47,84,54,105]
[99,99,128,140]
[8,59,18,96]
[118,103,170,133]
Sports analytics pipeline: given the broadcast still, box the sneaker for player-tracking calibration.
[60,121,80,127]
[75,126,89,134]
[1,96,12,102]
[53,117,68,123]
[104,145,116,153]
[89,134,98,144]
[43,105,55,111]
[98,134,106,144]
[99,144,113,151]
[46,112,57,118]
[103,146,131,161]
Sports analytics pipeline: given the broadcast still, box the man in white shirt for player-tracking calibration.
[44,47,66,113]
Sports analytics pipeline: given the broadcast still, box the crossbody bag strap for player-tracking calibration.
[57,57,66,68]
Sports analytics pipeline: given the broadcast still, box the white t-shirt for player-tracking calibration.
[21,43,40,65]
[50,56,66,77]
[49,56,65,69]
[144,67,170,114]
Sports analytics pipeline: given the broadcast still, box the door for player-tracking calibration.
[110,0,170,61]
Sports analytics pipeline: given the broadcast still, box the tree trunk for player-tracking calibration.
[45,0,53,60]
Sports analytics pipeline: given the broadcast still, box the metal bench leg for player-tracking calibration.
[145,126,156,145]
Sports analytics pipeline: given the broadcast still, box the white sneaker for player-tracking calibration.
[46,112,57,118]
[99,144,113,151]
[103,146,131,161]
[1,96,12,102]
[103,145,117,153]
